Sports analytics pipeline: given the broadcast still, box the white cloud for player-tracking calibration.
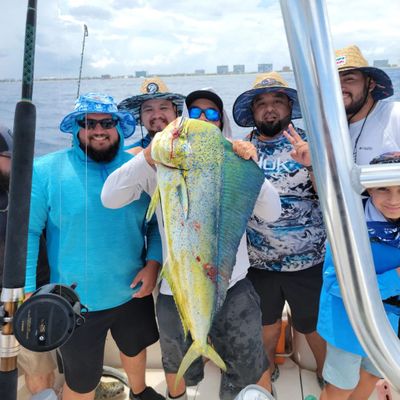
[0,0,399,79]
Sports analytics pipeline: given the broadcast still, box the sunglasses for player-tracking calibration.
[77,118,118,130]
[188,107,221,122]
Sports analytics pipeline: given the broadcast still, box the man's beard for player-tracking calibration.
[0,170,10,192]
[79,141,120,163]
[345,83,370,117]
[255,115,292,138]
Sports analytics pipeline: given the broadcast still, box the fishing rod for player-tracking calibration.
[77,24,88,98]
[0,0,37,399]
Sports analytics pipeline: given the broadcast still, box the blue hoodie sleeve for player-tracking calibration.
[25,166,48,293]
[325,243,400,299]
[145,212,162,264]
[370,242,400,273]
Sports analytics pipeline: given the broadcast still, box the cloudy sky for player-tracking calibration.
[1,0,399,79]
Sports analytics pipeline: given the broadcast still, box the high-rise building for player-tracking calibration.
[233,64,245,74]
[217,65,229,74]
[373,60,389,68]
[258,63,273,73]
[135,71,147,78]
[195,69,205,75]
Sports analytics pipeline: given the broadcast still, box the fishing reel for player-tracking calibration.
[13,283,87,352]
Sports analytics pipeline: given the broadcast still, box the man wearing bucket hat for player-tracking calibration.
[24,94,165,400]
[119,77,185,155]
[233,72,327,386]
[318,152,400,400]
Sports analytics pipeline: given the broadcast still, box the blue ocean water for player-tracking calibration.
[0,69,399,156]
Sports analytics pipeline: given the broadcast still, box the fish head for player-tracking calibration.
[151,117,225,170]
[151,117,192,170]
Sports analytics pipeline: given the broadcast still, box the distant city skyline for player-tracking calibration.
[3,60,400,83]
[1,0,399,80]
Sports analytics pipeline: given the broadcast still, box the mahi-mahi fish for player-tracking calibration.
[146,117,265,384]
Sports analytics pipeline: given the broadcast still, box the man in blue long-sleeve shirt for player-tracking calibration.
[25,93,164,400]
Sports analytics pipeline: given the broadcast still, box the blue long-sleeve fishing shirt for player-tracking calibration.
[25,126,162,311]
[318,233,400,356]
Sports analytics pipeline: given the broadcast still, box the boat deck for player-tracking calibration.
[17,356,400,399]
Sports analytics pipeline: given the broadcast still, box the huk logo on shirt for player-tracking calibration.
[258,155,300,173]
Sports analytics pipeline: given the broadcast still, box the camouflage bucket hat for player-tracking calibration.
[370,152,400,165]
[118,77,185,125]
[233,71,301,127]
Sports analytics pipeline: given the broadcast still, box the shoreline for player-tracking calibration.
[1,67,399,83]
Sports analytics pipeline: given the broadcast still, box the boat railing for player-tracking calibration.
[280,0,400,391]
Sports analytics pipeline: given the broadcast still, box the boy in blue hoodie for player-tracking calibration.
[318,152,400,400]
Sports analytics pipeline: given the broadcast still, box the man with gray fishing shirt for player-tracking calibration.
[101,88,282,400]
[233,72,327,387]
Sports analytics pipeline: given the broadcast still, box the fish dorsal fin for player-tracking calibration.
[145,185,161,222]
[214,138,265,313]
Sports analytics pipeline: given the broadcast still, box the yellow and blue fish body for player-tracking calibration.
[148,118,265,384]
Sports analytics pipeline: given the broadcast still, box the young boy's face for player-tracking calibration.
[367,186,400,222]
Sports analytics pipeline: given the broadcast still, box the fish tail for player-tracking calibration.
[204,343,226,372]
[175,341,226,389]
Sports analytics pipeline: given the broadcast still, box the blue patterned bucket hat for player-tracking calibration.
[233,72,301,127]
[60,93,136,138]
[118,77,185,125]
[335,45,393,101]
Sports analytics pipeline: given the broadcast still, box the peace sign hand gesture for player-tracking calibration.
[283,124,312,168]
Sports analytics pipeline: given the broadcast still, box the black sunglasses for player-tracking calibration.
[77,118,118,130]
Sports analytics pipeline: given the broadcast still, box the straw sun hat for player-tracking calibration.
[118,77,185,125]
[335,45,393,100]
[232,71,301,128]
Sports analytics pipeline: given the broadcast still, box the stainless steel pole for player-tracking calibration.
[280,0,400,390]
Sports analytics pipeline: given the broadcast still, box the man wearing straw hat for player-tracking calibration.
[286,45,399,168]
[232,72,327,386]
[118,78,185,155]
[335,44,400,165]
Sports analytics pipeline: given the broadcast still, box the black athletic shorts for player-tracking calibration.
[59,295,159,393]
[247,263,323,334]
